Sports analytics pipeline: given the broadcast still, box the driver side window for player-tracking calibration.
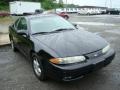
[17,18,27,30]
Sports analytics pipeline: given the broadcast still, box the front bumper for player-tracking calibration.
[46,49,115,81]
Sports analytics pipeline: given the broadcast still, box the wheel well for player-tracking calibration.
[30,50,35,58]
[30,50,52,60]
[65,15,68,18]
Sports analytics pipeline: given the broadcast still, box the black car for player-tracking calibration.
[9,14,115,81]
[107,9,120,15]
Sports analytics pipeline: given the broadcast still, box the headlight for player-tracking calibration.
[102,44,110,54]
[49,56,86,64]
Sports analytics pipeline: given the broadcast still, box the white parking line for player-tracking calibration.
[105,29,120,35]
[94,32,102,35]
[73,22,115,26]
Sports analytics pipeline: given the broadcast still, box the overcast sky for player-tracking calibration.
[61,0,120,8]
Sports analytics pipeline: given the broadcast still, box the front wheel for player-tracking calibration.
[32,53,47,81]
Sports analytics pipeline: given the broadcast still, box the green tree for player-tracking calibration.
[41,0,57,10]
[39,0,44,2]
[58,0,63,8]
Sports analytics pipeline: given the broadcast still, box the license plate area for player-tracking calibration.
[93,61,104,70]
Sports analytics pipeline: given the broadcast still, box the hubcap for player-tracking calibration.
[64,16,68,20]
[11,40,14,49]
[33,57,41,76]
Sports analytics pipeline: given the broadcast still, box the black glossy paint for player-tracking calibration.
[9,14,115,81]
[32,29,108,58]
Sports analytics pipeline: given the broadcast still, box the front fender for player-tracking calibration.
[32,37,59,58]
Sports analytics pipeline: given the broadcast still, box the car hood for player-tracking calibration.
[33,30,108,58]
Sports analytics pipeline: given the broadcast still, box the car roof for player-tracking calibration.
[24,14,58,20]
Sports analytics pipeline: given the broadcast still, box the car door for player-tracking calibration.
[10,18,20,48]
[16,17,31,56]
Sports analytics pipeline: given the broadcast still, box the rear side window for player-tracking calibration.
[17,18,27,30]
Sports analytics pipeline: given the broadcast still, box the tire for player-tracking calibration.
[64,16,69,20]
[78,13,80,15]
[10,40,18,52]
[87,13,90,15]
[32,53,47,81]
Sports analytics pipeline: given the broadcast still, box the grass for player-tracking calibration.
[0,16,13,34]
[0,16,13,24]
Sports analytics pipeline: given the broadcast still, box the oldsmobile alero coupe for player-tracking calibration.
[9,14,115,81]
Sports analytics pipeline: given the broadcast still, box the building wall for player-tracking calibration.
[56,7,107,14]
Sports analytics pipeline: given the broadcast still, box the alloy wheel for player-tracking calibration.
[33,57,41,76]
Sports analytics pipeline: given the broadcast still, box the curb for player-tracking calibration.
[0,33,10,48]
[0,43,10,48]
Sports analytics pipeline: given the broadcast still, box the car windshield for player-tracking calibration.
[30,16,75,34]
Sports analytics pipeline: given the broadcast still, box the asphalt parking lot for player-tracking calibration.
[0,14,120,90]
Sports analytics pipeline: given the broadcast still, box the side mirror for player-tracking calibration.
[72,23,79,29]
[72,23,84,30]
[17,30,28,37]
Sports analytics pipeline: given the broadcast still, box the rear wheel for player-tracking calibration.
[10,40,18,52]
[32,53,47,81]
[78,13,81,15]
[87,13,90,15]
[64,16,69,20]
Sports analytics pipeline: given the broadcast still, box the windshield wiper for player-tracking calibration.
[32,32,50,35]
[32,28,74,35]
[52,28,74,33]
